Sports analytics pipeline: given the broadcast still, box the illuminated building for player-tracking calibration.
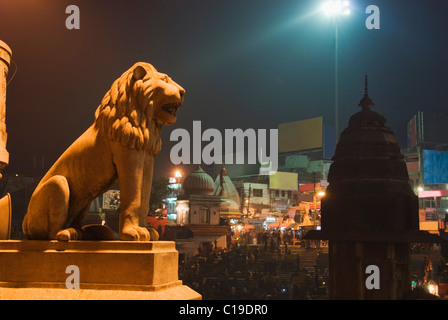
[403,111,448,234]
[173,166,242,253]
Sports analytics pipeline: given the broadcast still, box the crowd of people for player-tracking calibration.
[178,230,328,300]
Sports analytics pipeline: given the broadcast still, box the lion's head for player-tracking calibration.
[94,62,185,155]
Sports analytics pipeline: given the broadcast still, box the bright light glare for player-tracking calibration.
[428,283,438,296]
[317,191,326,197]
[321,0,350,17]
[174,170,182,178]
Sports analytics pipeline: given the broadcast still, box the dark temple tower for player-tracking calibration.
[306,76,438,299]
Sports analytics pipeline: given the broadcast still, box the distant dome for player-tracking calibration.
[182,166,215,195]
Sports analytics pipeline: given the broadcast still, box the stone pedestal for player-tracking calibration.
[328,241,411,299]
[0,240,201,300]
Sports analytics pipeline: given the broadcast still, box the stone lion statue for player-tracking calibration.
[22,62,185,241]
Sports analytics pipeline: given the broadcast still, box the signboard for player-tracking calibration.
[278,117,323,153]
[421,112,448,145]
[418,190,448,198]
[269,171,298,190]
[419,221,439,232]
[423,149,448,184]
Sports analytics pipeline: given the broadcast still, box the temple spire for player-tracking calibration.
[358,74,374,111]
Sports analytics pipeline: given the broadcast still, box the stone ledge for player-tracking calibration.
[0,240,176,252]
[0,240,201,300]
[0,279,183,292]
[0,285,201,300]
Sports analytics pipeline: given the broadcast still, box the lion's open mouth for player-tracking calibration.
[162,103,181,116]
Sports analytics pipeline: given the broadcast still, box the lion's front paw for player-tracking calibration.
[120,225,150,241]
[56,228,80,241]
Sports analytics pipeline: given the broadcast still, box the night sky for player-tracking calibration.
[0,0,447,179]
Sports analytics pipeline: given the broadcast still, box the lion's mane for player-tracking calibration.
[94,63,162,156]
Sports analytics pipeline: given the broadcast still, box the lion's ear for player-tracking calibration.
[133,65,147,81]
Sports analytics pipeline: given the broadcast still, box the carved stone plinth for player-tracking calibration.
[0,240,201,300]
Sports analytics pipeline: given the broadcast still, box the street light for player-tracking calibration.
[321,0,350,17]
[321,0,350,146]
[173,170,183,197]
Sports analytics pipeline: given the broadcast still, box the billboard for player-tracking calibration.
[269,171,298,190]
[423,149,448,184]
[410,112,448,147]
[421,112,448,145]
[278,117,323,153]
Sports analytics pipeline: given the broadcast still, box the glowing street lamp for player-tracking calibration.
[172,170,183,197]
[321,0,351,17]
[321,0,350,146]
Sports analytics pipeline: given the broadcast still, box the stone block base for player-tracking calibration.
[0,240,201,300]
[0,284,201,300]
